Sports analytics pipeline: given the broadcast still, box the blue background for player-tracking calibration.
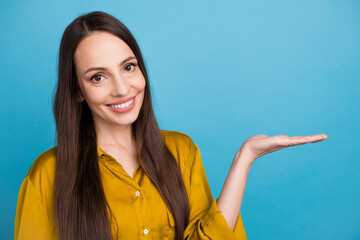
[1,0,359,239]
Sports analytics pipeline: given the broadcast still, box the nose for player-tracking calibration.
[111,74,130,97]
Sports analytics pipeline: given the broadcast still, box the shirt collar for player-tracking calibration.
[97,145,107,158]
[96,144,140,162]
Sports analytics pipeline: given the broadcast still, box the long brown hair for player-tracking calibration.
[53,11,189,240]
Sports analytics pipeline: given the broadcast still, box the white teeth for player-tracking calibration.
[109,99,133,109]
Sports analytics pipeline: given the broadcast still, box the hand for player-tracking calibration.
[238,133,328,164]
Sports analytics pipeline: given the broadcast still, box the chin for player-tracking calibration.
[116,115,139,126]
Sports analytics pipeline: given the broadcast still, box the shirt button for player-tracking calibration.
[144,229,149,235]
[135,190,140,196]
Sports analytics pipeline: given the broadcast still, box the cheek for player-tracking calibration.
[83,88,107,106]
[135,78,146,106]
[137,77,146,92]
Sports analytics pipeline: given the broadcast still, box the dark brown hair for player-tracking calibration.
[53,11,189,240]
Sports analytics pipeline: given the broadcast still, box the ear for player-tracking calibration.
[76,90,85,102]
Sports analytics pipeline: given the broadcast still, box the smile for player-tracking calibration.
[106,96,136,113]
[108,99,133,109]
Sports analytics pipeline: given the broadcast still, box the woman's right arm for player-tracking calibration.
[14,176,58,240]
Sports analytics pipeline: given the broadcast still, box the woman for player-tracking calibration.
[14,11,328,240]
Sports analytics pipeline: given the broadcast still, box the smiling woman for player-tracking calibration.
[74,31,146,130]
[14,10,327,240]
[14,11,246,240]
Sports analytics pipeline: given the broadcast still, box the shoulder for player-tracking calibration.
[160,129,198,155]
[24,147,57,198]
[27,147,57,179]
[160,129,199,171]
[16,148,58,237]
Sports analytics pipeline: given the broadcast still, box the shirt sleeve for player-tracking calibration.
[14,176,58,240]
[183,141,247,240]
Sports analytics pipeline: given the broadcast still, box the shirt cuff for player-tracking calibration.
[200,198,247,240]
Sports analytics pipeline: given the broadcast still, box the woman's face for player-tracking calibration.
[74,31,146,130]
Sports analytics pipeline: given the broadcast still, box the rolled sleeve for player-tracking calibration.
[183,141,247,240]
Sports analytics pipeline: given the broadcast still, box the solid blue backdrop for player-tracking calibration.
[1,0,359,239]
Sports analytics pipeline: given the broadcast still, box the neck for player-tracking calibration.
[94,121,136,152]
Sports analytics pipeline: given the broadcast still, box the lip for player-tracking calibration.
[106,96,136,113]
[108,96,136,105]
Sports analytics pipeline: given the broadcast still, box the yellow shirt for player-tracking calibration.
[15,130,247,239]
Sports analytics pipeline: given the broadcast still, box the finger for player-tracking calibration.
[291,134,327,140]
[271,136,315,147]
[288,135,327,146]
[288,138,310,146]
[270,134,328,148]
[303,134,328,141]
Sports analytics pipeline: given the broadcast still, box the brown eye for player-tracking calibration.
[124,63,136,72]
[91,74,103,82]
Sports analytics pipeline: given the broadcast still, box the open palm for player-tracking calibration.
[240,134,328,162]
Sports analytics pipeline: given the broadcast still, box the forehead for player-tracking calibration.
[74,31,135,71]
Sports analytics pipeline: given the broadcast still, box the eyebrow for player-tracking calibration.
[83,56,137,76]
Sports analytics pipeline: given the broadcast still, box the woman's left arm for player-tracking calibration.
[217,134,328,230]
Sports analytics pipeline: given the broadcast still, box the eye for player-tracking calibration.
[124,63,136,72]
[90,74,104,83]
